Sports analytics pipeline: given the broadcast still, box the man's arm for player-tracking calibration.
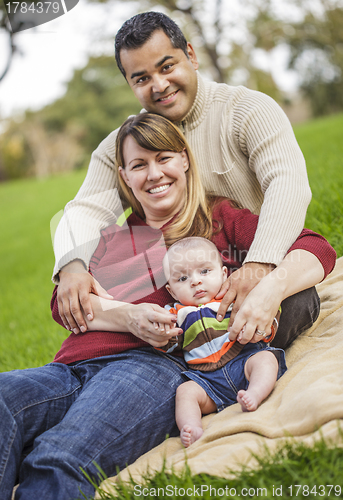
[217,89,312,321]
[233,88,312,266]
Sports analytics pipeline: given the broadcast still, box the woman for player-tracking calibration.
[0,114,336,500]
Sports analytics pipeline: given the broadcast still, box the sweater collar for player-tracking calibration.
[175,72,214,131]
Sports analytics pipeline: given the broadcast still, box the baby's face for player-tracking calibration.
[166,246,227,306]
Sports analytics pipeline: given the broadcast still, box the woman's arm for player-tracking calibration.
[228,249,329,344]
[83,294,183,348]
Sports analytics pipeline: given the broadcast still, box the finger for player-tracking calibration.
[63,297,79,333]
[149,311,178,325]
[78,291,95,329]
[57,297,70,331]
[217,288,236,321]
[237,322,256,344]
[215,278,231,300]
[93,280,114,300]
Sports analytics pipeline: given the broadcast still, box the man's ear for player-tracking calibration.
[119,166,131,187]
[186,42,199,70]
[166,284,178,300]
[181,149,190,172]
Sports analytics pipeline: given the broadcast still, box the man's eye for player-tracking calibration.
[136,76,148,84]
[162,64,173,72]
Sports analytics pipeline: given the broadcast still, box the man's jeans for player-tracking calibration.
[0,348,186,500]
[272,286,321,349]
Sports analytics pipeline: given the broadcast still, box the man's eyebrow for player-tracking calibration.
[130,56,173,80]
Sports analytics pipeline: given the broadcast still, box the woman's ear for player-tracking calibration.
[181,149,190,172]
[119,166,131,187]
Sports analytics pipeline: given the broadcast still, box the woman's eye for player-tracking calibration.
[160,156,171,162]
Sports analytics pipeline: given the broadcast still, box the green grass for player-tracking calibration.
[86,431,343,499]
[295,113,343,257]
[0,113,343,499]
[0,170,86,371]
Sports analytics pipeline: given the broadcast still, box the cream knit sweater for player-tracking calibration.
[52,73,311,282]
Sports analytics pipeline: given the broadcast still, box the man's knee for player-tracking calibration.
[272,286,320,349]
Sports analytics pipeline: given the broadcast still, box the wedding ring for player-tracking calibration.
[255,329,267,337]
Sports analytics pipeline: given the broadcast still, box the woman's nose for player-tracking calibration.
[147,162,163,181]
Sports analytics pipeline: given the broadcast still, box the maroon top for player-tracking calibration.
[51,200,336,364]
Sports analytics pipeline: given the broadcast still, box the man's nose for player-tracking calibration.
[151,74,169,94]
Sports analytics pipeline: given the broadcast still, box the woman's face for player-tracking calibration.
[119,135,189,228]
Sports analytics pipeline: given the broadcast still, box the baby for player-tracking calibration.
[162,237,286,448]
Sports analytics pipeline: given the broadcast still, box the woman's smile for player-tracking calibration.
[120,135,189,227]
[148,183,172,195]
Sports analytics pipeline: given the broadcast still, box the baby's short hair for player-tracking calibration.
[163,237,223,281]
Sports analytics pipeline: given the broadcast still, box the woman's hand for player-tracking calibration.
[124,303,183,347]
[84,296,183,348]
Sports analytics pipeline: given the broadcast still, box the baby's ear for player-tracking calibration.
[222,266,228,280]
[166,283,178,300]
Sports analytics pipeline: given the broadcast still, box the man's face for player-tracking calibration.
[120,30,199,122]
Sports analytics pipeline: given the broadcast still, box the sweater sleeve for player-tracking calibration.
[230,89,312,266]
[215,201,336,280]
[52,128,123,283]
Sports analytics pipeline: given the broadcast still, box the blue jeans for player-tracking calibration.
[0,348,186,500]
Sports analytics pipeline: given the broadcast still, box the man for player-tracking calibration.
[54,11,318,346]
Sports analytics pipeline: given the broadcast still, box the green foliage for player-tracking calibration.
[37,55,142,155]
[0,55,141,180]
[88,431,343,499]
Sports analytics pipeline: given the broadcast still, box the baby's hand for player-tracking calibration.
[153,322,178,335]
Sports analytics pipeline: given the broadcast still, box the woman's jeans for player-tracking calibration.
[0,348,186,500]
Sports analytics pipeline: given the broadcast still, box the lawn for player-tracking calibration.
[0,112,342,498]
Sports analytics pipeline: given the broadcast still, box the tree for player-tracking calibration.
[0,54,142,179]
[249,0,343,116]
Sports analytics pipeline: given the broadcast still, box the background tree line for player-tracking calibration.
[1,0,342,180]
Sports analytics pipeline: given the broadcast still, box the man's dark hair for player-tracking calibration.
[115,12,188,78]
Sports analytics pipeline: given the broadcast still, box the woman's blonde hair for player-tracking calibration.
[115,113,215,247]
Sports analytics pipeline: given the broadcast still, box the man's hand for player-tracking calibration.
[58,260,114,334]
[215,262,275,328]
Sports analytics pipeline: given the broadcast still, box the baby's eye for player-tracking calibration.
[200,269,210,275]
[178,276,188,282]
